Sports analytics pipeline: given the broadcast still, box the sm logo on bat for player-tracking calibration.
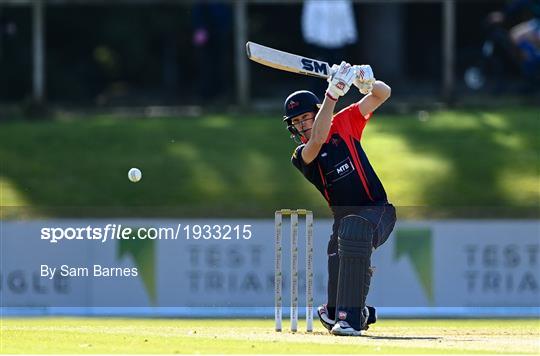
[301,58,328,75]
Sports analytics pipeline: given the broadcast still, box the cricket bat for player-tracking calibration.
[246,41,332,79]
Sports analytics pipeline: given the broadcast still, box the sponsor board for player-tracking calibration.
[1,219,538,314]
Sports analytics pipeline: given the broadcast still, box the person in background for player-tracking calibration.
[301,0,358,97]
[487,0,540,90]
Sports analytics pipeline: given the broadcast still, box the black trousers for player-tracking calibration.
[326,204,397,320]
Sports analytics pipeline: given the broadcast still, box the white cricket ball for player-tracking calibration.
[128,168,142,183]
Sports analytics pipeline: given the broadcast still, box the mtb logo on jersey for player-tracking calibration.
[337,162,350,174]
[301,58,328,76]
[325,157,355,184]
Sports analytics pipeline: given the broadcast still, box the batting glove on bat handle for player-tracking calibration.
[353,65,375,95]
[326,61,356,100]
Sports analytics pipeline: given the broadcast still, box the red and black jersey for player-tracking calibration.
[291,102,388,208]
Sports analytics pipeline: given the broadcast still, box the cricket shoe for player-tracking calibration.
[364,305,377,330]
[318,304,377,331]
[331,320,362,336]
[317,304,335,331]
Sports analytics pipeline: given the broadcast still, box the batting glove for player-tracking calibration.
[326,61,356,100]
[354,65,375,95]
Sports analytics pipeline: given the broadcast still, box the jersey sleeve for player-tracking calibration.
[291,144,319,182]
[332,102,372,140]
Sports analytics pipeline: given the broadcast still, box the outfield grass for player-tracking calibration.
[0,107,538,218]
[1,318,539,354]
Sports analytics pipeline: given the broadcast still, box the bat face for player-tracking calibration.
[246,42,331,79]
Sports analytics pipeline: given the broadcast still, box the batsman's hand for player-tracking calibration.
[326,61,356,100]
[354,65,375,95]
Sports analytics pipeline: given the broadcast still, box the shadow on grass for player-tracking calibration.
[367,107,539,218]
[0,115,326,218]
[1,108,538,218]
[366,335,441,340]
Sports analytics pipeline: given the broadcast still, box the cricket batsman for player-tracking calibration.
[284,62,396,336]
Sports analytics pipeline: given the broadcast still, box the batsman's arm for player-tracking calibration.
[301,96,337,164]
[358,81,391,117]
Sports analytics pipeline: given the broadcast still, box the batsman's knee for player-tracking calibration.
[337,215,374,257]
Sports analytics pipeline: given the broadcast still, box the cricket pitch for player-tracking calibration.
[1,318,539,354]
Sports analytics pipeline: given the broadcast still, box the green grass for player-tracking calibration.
[1,318,539,354]
[0,107,538,218]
